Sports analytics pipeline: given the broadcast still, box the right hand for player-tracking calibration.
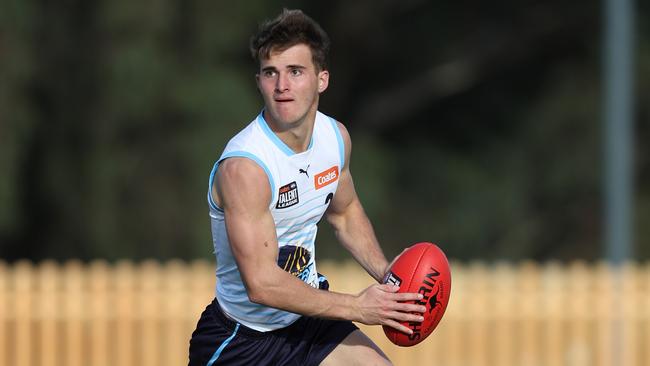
[354,283,426,335]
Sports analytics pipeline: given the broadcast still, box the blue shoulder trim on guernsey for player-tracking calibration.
[218,151,277,207]
[328,117,345,168]
[257,112,314,156]
[206,323,240,366]
[207,161,223,212]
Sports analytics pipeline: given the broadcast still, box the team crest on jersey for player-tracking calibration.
[276,181,299,209]
[278,245,314,283]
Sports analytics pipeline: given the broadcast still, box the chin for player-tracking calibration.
[272,111,304,126]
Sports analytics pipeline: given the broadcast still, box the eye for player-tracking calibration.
[262,70,277,78]
[290,68,303,76]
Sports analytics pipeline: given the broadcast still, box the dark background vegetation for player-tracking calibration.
[1,0,648,262]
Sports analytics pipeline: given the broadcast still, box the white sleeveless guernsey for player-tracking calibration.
[207,110,345,332]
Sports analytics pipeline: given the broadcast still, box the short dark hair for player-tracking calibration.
[250,9,330,71]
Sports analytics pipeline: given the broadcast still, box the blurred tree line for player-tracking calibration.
[0,0,648,262]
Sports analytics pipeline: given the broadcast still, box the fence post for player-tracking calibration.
[566,261,592,366]
[494,262,516,366]
[162,260,190,366]
[621,262,640,366]
[594,261,614,366]
[37,260,60,366]
[115,260,136,366]
[517,261,541,366]
[430,260,461,366]
[464,261,488,366]
[139,260,162,366]
[542,261,565,366]
[0,260,7,366]
[63,260,85,366]
[639,261,650,365]
[14,260,33,366]
[89,260,110,366]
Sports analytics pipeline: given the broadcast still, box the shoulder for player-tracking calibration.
[332,120,352,168]
[318,112,352,155]
[334,120,351,146]
[218,118,274,175]
[318,112,350,142]
[216,157,272,208]
[219,156,264,175]
[218,157,268,187]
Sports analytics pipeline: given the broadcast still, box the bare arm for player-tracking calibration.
[325,122,389,282]
[215,157,425,334]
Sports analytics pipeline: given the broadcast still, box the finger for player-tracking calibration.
[390,292,424,302]
[383,319,414,335]
[386,310,425,324]
[393,302,427,314]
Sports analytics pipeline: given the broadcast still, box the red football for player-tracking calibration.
[382,242,451,347]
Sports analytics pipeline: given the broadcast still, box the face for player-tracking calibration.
[256,44,329,129]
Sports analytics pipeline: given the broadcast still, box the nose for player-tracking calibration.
[275,72,289,93]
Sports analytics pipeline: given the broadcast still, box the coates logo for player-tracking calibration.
[314,166,339,190]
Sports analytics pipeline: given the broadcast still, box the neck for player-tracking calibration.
[263,109,317,154]
[278,127,313,153]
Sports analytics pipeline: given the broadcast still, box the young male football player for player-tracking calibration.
[189,9,425,366]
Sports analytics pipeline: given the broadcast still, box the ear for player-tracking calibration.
[317,70,329,93]
[255,73,261,91]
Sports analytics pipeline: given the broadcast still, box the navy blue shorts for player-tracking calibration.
[188,298,358,366]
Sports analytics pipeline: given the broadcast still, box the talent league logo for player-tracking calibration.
[276,181,299,209]
[314,166,339,190]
